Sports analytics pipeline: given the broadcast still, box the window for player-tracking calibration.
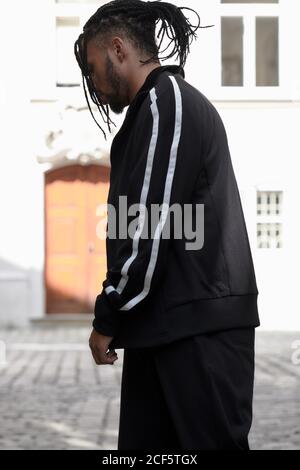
[56,17,81,86]
[56,1,99,3]
[222,1,278,3]
[257,191,283,248]
[222,17,243,86]
[256,17,279,86]
[221,1,279,88]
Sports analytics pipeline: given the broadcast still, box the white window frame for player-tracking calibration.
[215,1,291,100]
[56,15,81,87]
[255,185,284,250]
[54,2,106,99]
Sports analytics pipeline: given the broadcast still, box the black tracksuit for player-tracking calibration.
[92,64,260,450]
[92,64,260,347]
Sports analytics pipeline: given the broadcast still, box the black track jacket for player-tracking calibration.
[92,64,260,349]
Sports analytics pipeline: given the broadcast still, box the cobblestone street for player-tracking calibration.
[0,325,299,450]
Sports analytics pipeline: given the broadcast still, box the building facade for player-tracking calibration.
[0,0,299,330]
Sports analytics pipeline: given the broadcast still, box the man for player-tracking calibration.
[74,0,260,450]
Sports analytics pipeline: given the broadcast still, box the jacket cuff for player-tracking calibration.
[93,290,121,337]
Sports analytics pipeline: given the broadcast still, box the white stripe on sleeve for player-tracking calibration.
[119,75,183,311]
[104,87,160,297]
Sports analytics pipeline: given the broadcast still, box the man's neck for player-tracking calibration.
[128,62,162,103]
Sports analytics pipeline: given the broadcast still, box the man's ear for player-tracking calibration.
[111,36,126,63]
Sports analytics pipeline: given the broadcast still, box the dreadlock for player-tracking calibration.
[74,0,214,140]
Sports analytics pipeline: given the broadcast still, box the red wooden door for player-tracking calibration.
[45,164,110,313]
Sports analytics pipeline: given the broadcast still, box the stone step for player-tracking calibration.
[30,314,93,327]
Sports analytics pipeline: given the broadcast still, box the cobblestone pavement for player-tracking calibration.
[0,325,299,450]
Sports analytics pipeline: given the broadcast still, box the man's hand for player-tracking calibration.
[89,328,118,365]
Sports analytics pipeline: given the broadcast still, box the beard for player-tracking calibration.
[103,55,129,114]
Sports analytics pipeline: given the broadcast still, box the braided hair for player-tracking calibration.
[74,0,214,140]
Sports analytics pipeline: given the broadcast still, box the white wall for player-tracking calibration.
[0,0,45,326]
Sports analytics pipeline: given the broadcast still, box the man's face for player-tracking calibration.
[85,39,130,114]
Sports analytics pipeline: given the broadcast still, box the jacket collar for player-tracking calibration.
[112,64,184,143]
[134,64,185,99]
[126,64,184,116]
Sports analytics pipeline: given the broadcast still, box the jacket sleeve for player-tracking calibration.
[93,75,203,336]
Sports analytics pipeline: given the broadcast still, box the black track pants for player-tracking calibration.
[117,327,255,451]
